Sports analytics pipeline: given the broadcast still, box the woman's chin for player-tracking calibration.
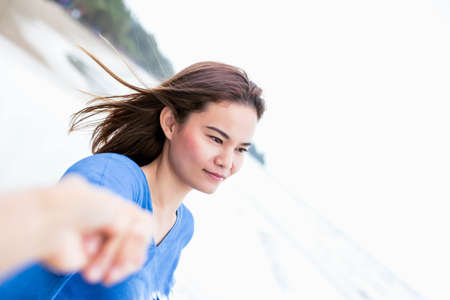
[193,182,219,194]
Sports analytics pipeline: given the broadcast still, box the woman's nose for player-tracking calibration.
[214,149,233,170]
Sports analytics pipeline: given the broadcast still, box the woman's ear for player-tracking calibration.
[160,106,177,140]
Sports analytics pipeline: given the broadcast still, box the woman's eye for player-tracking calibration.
[209,136,223,144]
[238,148,248,153]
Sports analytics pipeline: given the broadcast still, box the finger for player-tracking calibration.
[102,227,149,285]
[81,206,136,283]
[78,234,104,276]
[82,233,124,284]
[102,213,153,285]
[82,234,104,257]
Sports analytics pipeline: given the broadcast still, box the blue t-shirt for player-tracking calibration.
[0,153,194,299]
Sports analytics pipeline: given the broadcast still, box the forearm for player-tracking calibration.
[0,177,154,285]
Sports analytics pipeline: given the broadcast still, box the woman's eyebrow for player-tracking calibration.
[205,126,252,146]
[206,126,229,139]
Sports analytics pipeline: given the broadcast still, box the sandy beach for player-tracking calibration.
[1,0,120,67]
[0,0,157,93]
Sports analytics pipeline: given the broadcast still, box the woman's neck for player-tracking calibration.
[141,149,191,217]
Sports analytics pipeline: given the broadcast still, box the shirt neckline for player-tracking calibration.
[135,160,182,250]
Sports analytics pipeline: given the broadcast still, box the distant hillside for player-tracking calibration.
[54,0,174,80]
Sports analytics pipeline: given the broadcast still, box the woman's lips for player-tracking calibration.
[203,169,225,181]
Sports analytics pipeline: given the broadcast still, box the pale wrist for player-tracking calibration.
[33,187,63,259]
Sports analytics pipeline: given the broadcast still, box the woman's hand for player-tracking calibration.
[36,175,154,285]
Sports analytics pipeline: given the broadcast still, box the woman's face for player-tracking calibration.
[168,101,258,194]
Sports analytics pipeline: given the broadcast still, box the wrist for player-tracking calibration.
[33,186,63,259]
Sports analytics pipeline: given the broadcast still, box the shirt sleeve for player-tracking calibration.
[61,153,137,203]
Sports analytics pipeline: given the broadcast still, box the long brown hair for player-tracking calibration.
[70,49,265,166]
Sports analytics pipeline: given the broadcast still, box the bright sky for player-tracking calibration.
[126,1,450,299]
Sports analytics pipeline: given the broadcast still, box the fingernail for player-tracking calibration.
[87,266,103,283]
[107,267,122,285]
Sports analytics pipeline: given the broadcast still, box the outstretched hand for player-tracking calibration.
[38,175,154,286]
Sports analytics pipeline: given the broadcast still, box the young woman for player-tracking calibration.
[0,55,265,299]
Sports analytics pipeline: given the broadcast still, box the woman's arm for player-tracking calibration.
[0,176,154,285]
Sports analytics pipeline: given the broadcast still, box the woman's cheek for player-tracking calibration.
[182,132,207,162]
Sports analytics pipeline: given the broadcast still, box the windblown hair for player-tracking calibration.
[70,49,265,166]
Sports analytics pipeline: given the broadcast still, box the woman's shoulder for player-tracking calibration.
[66,153,139,172]
[63,153,149,204]
[64,153,143,179]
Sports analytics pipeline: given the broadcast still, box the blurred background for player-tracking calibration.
[1,0,449,299]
